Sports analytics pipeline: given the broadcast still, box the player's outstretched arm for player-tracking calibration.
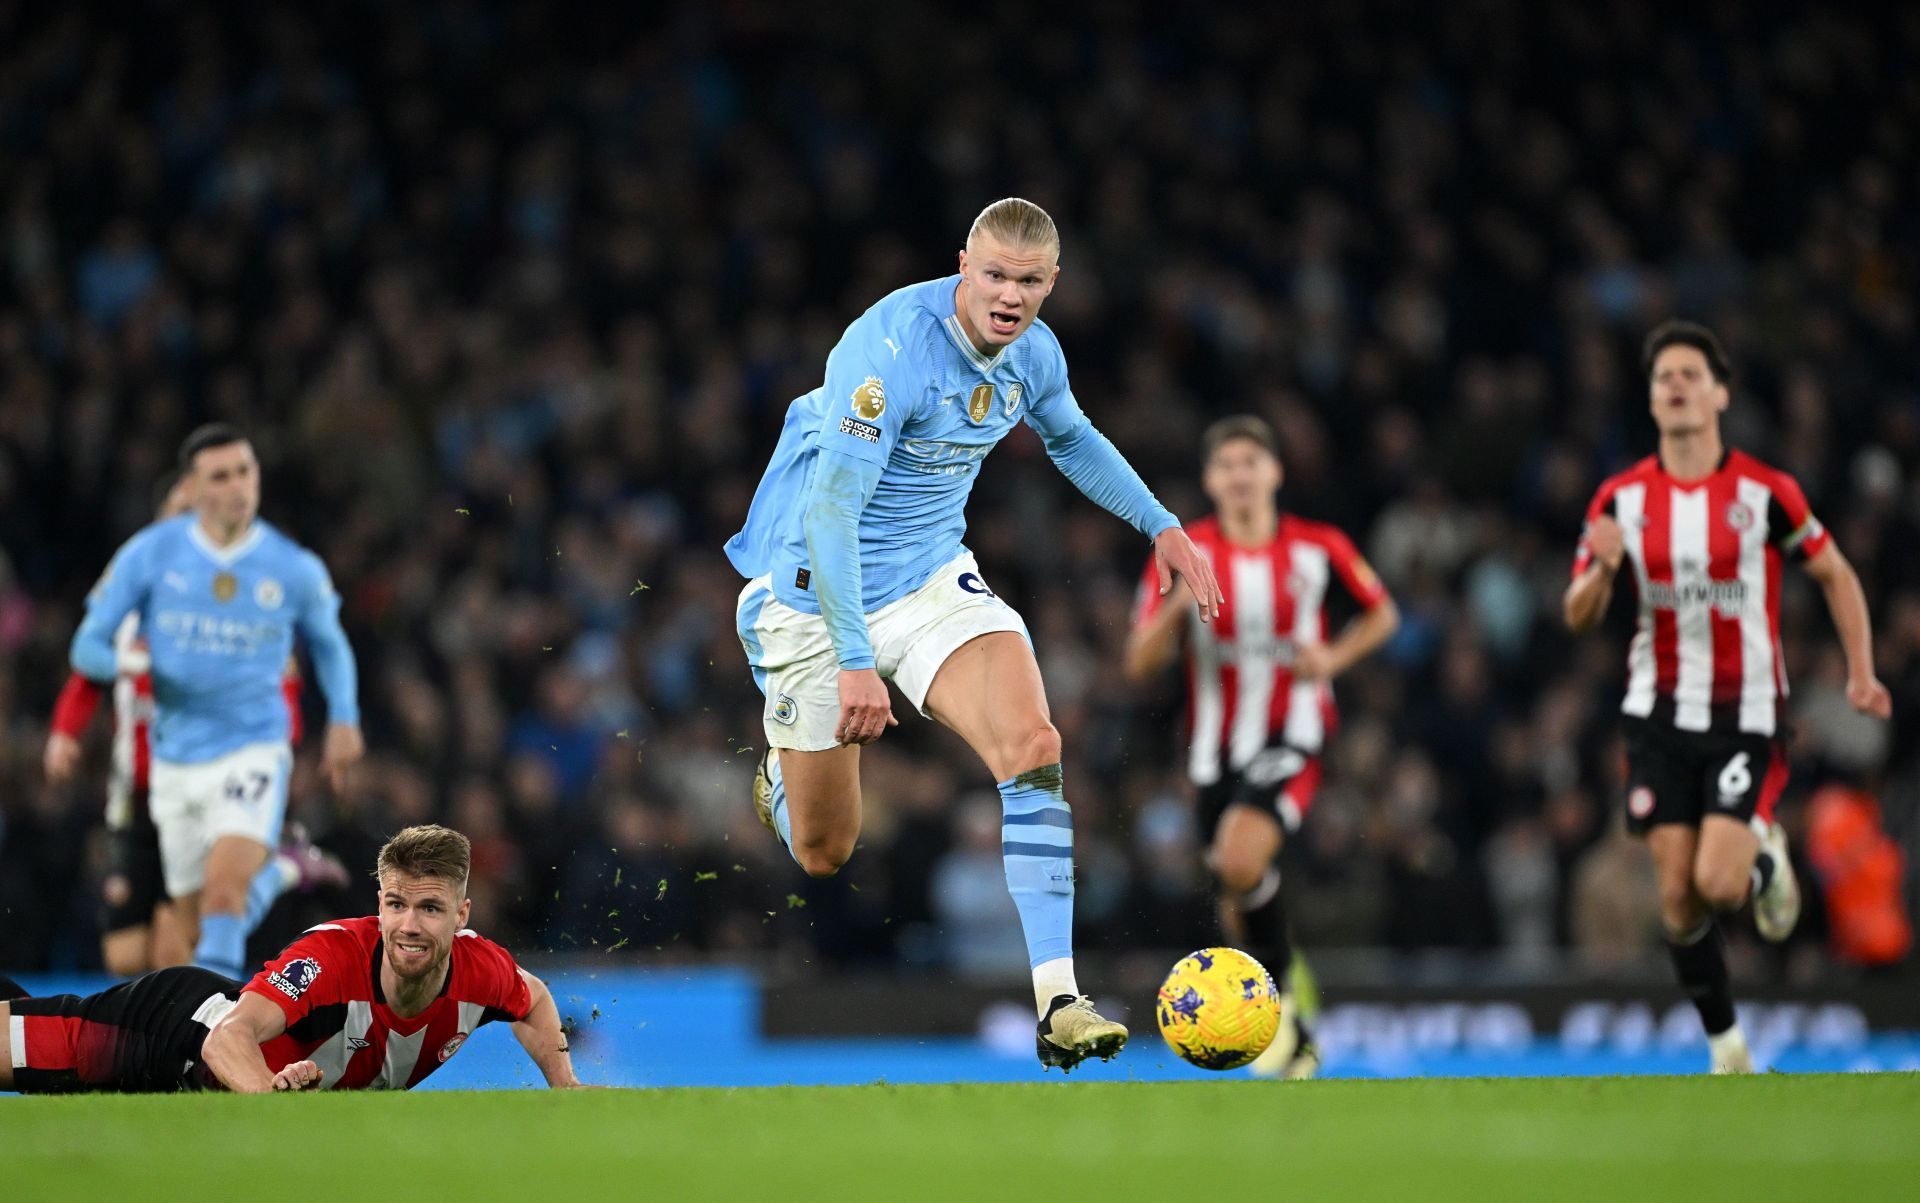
[511,970,587,1088]
[1802,543,1892,718]
[202,992,313,1093]
[294,554,365,791]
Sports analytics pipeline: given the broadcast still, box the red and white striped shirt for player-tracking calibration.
[1574,450,1830,737]
[1135,514,1389,785]
[235,916,533,1091]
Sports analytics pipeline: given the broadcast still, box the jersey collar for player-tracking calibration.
[188,519,265,565]
[942,312,1007,374]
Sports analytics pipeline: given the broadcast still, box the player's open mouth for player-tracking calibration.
[395,941,431,959]
[989,310,1020,336]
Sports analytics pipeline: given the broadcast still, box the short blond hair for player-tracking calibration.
[375,824,471,895]
[967,198,1059,256]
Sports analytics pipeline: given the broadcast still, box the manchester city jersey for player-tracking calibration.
[73,515,354,763]
[726,274,1086,614]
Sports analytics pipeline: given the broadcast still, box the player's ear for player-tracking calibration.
[457,897,472,928]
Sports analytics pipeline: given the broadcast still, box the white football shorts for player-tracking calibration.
[148,741,293,897]
[736,553,1030,752]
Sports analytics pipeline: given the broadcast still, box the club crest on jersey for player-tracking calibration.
[1004,382,1023,416]
[1725,501,1755,532]
[967,383,994,423]
[212,572,238,603]
[1628,787,1655,820]
[852,376,886,420]
[438,1033,468,1062]
[267,957,322,1000]
[254,578,284,610]
[771,695,798,726]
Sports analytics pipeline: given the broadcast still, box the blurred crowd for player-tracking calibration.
[1,2,1916,981]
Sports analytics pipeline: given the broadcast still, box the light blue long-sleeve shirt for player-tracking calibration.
[725,274,1178,668]
[71,514,359,763]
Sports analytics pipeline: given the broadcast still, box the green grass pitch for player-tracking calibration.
[7,1074,1916,1200]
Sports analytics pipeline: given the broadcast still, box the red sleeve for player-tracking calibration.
[242,927,353,1027]
[458,931,534,1023]
[1321,527,1389,610]
[1572,482,1619,579]
[1766,471,1832,562]
[51,672,104,739]
[282,666,304,747]
[1131,554,1167,628]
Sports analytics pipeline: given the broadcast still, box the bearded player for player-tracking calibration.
[1126,415,1397,1079]
[726,198,1223,1070]
[1,825,584,1093]
[1565,320,1890,1073]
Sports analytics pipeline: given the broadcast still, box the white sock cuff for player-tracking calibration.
[1032,957,1078,1015]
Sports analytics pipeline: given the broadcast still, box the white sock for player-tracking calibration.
[1708,1026,1748,1062]
[1032,957,1079,1016]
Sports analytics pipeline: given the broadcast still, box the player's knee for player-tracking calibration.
[794,835,853,879]
[103,945,148,979]
[1695,865,1749,913]
[1213,845,1266,897]
[1004,722,1062,779]
[1657,876,1703,931]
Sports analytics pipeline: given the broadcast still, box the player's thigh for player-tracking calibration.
[1622,719,1702,834]
[204,743,293,859]
[201,835,271,905]
[890,557,1042,776]
[149,758,215,899]
[922,633,1054,780]
[777,745,863,852]
[1645,824,1704,930]
[1694,814,1761,908]
[1212,803,1284,895]
[741,583,847,754]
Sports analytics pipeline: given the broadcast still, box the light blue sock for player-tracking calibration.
[194,912,249,980]
[768,752,800,868]
[243,858,293,931]
[998,764,1075,969]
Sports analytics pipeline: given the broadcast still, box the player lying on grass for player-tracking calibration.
[0,824,585,1093]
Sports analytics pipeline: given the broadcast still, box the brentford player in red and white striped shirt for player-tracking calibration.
[1127,415,1397,1079]
[2,825,585,1094]
[1566,320,1890,1074]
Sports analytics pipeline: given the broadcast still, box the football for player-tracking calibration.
[1156,947,1283,1070]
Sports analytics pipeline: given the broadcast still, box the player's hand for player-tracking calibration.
[1154,527,1223,623]
[116,640,152,677]
[1292,643,1337,681]
[43,732,82,783]
[1848,674,1893,719]
[323,723,365,793]
[1585,516,1625,573]
[835,668,897,746]
[271,1060,323,1091]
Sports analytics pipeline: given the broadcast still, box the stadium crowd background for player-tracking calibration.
[1,3,1915,986]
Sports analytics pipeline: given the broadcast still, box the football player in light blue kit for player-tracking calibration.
[71,424,363,980]
[729,199,1223,1070]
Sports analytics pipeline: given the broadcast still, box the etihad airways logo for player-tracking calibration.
[1644,576,1751,617]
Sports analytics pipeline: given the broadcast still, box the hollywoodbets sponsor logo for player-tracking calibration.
[1644,577,1750,616]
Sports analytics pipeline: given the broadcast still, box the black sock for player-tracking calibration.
[1749,851,1776,902]
[0,974,27,1001]
[1667,923,1735,1036]
[1235,866,1294,988]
